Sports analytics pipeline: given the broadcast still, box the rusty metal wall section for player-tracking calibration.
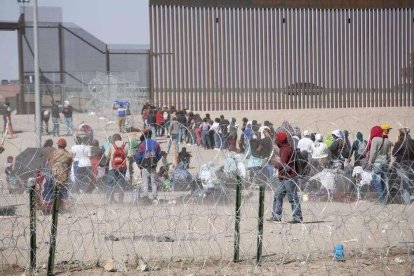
[150,6,414,111]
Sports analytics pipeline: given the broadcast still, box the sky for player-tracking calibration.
[0,0,149,81]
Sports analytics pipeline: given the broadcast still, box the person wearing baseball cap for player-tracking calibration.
[268,131,303,223]
[380,124,392,137]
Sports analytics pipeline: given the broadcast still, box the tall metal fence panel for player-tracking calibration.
[150,5,414,111]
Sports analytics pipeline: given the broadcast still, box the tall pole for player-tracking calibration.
[33,0,41,147]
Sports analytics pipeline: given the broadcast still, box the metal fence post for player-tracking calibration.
[29,177,37,271]
[47,186,60,276]
[234,175,242,262]
[256,184,265,265]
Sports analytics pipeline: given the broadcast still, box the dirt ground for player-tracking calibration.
[1,107,414,275]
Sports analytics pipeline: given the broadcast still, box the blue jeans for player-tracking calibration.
[65,117,73,135]
[141,167,158,199]
[167,133,179,154]
[272,178,303,221]
[42,168,68,202]
[202,130,211,149]
[372,162,388,203]
[179,126,187,144]
[106,169,126,203]
[52,117,60,136]
[214,132,222,149]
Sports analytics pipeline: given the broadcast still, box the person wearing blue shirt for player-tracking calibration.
[135,129,162,201]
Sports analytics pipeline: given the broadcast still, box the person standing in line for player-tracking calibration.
[367,125,392,204]
[167,115,180,154]
[349,131,368,167]
[269,132,303,223]
[219,115,230,150]
[51,100,61,137]
[199,118,211,149]
[62,100,73,136]
[210,118,221,151]
[297,130,313,159]
[71,136,92,193]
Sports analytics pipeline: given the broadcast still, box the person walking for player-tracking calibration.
[349,131,368,167]
[269,132,303,223]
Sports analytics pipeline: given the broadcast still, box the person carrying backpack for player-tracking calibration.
[349,131,368,167]
[367,125,392,204]
[269,132,303,223]
[104,133,129,204]
[135,129,162,201]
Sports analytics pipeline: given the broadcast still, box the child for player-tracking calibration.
[157,151,172,190]
[178,147,192,169]
[5,156,17,194]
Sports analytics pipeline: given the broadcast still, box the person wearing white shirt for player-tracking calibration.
[209,118,221,150]
[71,137,92,193]
[297,130,313,157]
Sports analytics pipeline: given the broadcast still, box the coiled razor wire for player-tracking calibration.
[0,110,413,275]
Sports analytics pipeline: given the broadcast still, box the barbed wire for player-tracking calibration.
[0,108,414,275]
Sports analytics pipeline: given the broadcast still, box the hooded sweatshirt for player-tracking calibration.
[368,126,391,165]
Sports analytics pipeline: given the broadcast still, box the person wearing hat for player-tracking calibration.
[269,132,303,223]
[46,138,73,212]
[329,129,345,169]
[310,133,329,174]
[380,123,392,137]
[349,131,368,167]
[367,125,392,203]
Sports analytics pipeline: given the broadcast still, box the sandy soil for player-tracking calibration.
[1,107,414,275]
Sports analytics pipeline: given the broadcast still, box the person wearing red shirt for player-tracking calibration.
[269,132,303,223]
[155,108,165,137]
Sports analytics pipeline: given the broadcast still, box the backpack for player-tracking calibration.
[112,143,127,170]
[293,149,309,176]
[357,140,367,156]
[139,141,159,169]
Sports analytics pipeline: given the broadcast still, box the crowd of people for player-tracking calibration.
[2,102,414,221]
